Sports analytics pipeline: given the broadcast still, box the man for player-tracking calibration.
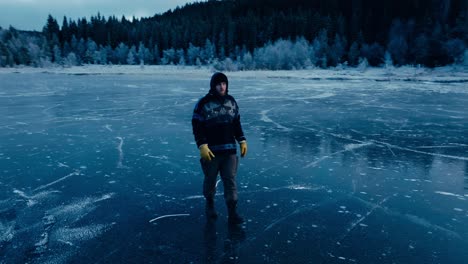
[192,72,248,224]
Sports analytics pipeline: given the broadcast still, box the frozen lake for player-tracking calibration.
[1,66,467,263]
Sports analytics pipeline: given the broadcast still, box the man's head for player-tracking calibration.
[210,72,229,96]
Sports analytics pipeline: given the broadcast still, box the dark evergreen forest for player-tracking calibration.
[1,0,467,68]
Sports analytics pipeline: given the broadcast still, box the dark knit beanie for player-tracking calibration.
[210,72,229,93]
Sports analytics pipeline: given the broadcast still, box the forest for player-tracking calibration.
[0,0,467,69]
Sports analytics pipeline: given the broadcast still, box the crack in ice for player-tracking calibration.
[33,171,81,192]
[260,109,292,131]
[149,214,190,223]
[353,195,462,239]
[371,139,468,161]
[116,137,128,168]
[304,142,372,168]
[337,195,392,243]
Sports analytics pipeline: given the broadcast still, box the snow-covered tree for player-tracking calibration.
[388,36,407,66]
[176,48,186,65]
[187,43,201,65]
[27,42,42,67]
[61,43,71,62]
[70,35,78,52]
[84,39,98,64]
[63,52,78,67]
[98,45,108,64]
[127,45,137,65]
[312,29,329,68]
[252,38,316,70]
[201,39,215,64]
[348,41,360,66]
[53,45,62,65]
[4,36,20,65]
[387,19,409,66]
[0,42,11,67]
[115,42,129,64]
[360,42,384,66]
[445,38,466,64]
[214,57,238,71]
[462,50,468,66]
[241,51,254,70]
[253,41,274,69]
[195,57,202,67]
[153,44,161,64]
[357,57,368,71]
[411,33,429,65]
[162,48,176,64]
[76,38,87,63]
[329,34,346,66]
[137,42,145,65]
[137,42,152,65]
[384,51,393,68]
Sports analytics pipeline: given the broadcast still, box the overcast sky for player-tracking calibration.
[0,0,199,31]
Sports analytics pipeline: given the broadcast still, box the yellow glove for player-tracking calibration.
[239,141,247,157]
[199,144,215,161]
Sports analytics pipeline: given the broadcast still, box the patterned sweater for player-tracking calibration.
[192,92,246,155]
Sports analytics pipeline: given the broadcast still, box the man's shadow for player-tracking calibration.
[203,219,246,264]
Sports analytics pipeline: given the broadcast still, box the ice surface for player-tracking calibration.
[0,65,467,263]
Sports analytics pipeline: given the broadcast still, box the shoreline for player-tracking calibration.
[0,64,467,83]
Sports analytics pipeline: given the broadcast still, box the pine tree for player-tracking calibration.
[60,16,70,43]
[43,15,60,61]
[85,39,98,64]
[99,45,108,64]
[387,19,409,66]
[329,34,346,66]
[115,42,129,64]
[348,41,360,66]
[187,43,201,65]
[313,29,329,68]
[2,0,467,68]
[411,33,429,65]
[127,45,137,65]
[162,48,176,64]
[202,39,215,64]
[360,42,384,66]
[153,44,161,64]
[43,15,60,42]
[53,45,62,64]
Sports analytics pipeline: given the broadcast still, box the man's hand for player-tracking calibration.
[199,144,215,161]
[239,141,248,157]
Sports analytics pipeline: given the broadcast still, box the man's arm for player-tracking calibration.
[233,114,246,143]
[234,114,247,157]
[232,98,246,143]
[192,100,208,148]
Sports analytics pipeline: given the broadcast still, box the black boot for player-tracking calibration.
[227,201,244,224]
[205,198,218,219]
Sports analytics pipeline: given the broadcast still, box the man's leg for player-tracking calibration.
[201,158,220,218]
[219,155,243,224]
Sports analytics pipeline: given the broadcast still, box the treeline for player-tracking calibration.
[1,0,467,69]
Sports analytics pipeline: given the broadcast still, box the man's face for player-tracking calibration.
[216,82,227,96]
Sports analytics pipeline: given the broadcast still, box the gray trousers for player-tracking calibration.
[200,154,239,202]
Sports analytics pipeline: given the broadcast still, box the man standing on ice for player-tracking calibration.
[192,72,248,224]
